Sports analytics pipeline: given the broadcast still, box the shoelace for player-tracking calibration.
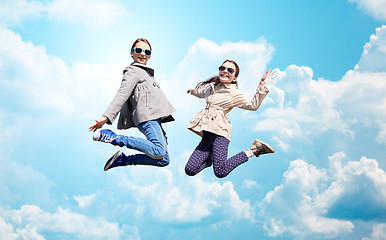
[100,133,117,143]
[251,144,264,156]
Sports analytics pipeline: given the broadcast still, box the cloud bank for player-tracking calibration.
[0,0,129,30]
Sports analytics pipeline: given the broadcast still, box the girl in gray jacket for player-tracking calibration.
[89,38,175,171]
[185,60,275,178]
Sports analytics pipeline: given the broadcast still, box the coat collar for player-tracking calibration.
[211,82,237,90]
[130,62,155,76]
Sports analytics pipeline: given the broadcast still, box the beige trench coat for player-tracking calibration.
[187,82,269,140]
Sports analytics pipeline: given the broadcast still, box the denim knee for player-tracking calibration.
[150,146,167,159]
[158,157,169,167]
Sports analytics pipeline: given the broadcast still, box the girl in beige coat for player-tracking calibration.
[185,60,275,178]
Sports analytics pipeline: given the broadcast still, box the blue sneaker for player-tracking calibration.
[104,150,125,171]
[93,129,118,143]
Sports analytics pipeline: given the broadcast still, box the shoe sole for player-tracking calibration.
[93,129,102,141]
[254,139,275,153]
[104,150,122,171]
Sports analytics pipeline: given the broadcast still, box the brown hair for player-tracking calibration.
[194,60,240,90]
[131,38,152,50]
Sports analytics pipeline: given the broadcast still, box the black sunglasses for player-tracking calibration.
[132,47,152,56]
[219,66,235,74]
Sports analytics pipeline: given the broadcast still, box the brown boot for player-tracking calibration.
[249,139,275,157]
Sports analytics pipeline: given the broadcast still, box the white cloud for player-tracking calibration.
[0,205,139,240]
[364,223,386,240]
[46,0,130,30]
[73,194,96,208]
[254,65,355,148]
[259,152,386,239]
[253,25,386,150]
[0,0,45,26]
[0,0,129,30]
[0,217,18,240]
[0,152,56,208]
[349,0,386,21]
[114,167,255,223]
[0,27,124,115]
[160,37,274,126]
[355,25,386,72]
[243,179,262,189]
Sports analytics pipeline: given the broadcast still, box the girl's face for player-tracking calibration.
[218,61,237,84]
[131,41,151,65]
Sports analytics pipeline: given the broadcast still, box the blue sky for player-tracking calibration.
[0,0,386,239]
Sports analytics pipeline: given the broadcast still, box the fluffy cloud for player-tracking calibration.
[355,25,386,72]
[0,0,45,26]
[46,0,130,30]
[253,25,386,151]
[112,167,255,223]
[0,27,123,115]
[364,223,386,240]
[161,37,274,126]
[0,150,56,209]
[259,152,386,239]
[0,0,129,30]
[349,0,386,21]
[73,194,96,208]
[0,205,139,240]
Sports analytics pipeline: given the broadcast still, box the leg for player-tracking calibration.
[104,149,170,171]
[185,131,215,176]
[212,135,249,178]
[113,119,167,158]
[114,119,170,167]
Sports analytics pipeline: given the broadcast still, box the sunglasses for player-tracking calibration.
[219,66,235,74]
[132,47,152,56]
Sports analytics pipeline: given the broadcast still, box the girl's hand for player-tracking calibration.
[89,116,108,132]
[259,68,277,87]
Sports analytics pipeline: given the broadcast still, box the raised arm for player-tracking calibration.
[89,67,138,131]
[259,68,276,90]
[237,68,276,110]
[187,84,213,98]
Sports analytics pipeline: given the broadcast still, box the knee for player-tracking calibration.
[185,166,197,176]
[214,171,227,179]
[152,146,167,159]
[156,152,170,167]
[158,159,169,167]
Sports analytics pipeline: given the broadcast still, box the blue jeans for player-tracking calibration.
[113,119,169,167]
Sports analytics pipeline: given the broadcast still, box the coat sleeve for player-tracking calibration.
[103,67,138,124]
[235,85,269,111]
[188,84,213,98]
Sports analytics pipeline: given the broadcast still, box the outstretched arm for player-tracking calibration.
[89,116,108,132]
[187,84,213,98]
[237,68,277,110]
[259,68,276,89]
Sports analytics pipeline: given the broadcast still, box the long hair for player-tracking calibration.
[193,60,240,90]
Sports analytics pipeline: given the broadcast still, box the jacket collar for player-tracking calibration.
[130,62,155,76]
[211,82,237,90]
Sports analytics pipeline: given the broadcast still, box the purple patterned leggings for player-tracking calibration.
[185,131,248,178]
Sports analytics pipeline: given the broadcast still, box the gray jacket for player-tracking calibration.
[103,62,175,129]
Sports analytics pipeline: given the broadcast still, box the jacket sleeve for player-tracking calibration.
[235,85,269,111]
[103,67,138,124]
[188,84,213,98]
